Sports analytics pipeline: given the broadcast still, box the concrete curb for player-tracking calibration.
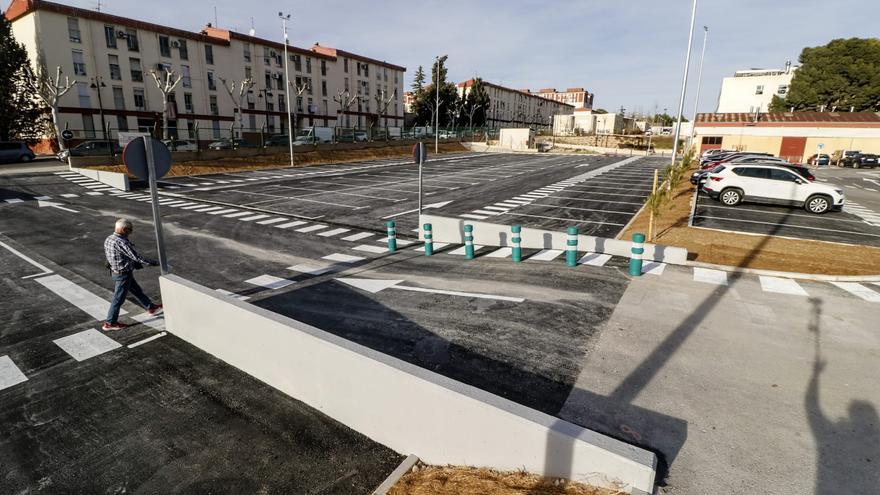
[684,259,880,282]
[372,454,420,495]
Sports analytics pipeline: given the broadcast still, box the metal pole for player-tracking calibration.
[281,13,294,167]
[434,56,440,153]
[143,137,169,274]
[688,26,709,152]
[670,0,698,168]
[418,141,424,214]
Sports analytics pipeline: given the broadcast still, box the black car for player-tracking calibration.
[0,141,36,163]
[856,154,878,168]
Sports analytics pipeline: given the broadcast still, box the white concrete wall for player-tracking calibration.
[69,165,130,191]
[499,128,533,150]
[159,274,657,494]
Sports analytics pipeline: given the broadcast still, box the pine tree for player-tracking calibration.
[411,65,426,95]
[0,13,46,141]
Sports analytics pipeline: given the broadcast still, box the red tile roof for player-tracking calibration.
[697,112,880,124]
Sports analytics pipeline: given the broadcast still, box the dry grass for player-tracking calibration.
[388,465,625,495]
[83,142,467,178]
[621,167,880,276]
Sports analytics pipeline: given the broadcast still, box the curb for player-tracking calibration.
[684,259,880,282]
[371,454,420,495]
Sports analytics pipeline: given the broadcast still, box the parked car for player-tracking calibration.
[292,135,319,146]
[0,141,35,163]
[57,140,122,161]
[263,135,290,147]
[806,154,830,166]
[207,138,257,150]
[354,131,369,142]
[847,153,879,169]
[703,164,844,214]
[162,139,198,152]
[691,162,814,188]
[700,152,777,170]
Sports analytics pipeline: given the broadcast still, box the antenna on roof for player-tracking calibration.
[249,17,255,36]
[213,6,218,27]
[94,0,102,11]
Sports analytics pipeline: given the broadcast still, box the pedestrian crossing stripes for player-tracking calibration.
[0,355,27,391]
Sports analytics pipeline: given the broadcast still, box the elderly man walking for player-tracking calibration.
[103,218,162,331]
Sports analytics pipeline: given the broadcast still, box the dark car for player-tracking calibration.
[263,135,290,147]
[57,140,122,161]
[207,138,258,150]
[807,154,830,166]
[856,154,878,169]
[0,141,35,163]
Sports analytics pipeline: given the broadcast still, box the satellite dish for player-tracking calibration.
[249,28,255,36]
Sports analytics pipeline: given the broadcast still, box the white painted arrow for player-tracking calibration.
[336,277,524,302]
[381,200,454,219]
[862,177,880,188]
[38,200,78,213]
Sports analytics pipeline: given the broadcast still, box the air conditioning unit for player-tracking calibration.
[269,50,277,57]
[308,105,316,114]
[115,31,128,39]
[171,40,180,48]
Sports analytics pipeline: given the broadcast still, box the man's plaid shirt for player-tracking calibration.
[104,234,155,273]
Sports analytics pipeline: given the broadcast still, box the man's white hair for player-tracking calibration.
[115,218,133,231]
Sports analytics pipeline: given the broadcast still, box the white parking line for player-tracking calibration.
[415,242,451,252]
[35,274,125,320]
[353,244,387,253]
[239,214,271,222]
[318,228,352,237]
[215,288,251,301]
[577,253,612,266]
[245,274,295,289]
[224,211,255,218]
[288,263,335,275]
[0,355,28,391]
[128,332,168,349]
[449,245,484,255]
[694,215,880,238]
[528,249,563,261]
[502,212,625,226]
[460,214,488,220]
[54,329,122,362]
[256,217,289,225]
[296,224,328,233]
[830,282,880,302]
[759,276,808,296]
[641,262,666,276]
[323,253,365,263]
[342,232,375,241]
[484,247,513,258]
[693,267,728,285]
[208,208,239,215]
[275,220,308,229]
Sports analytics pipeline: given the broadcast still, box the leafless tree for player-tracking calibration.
[219,77,255,136]
[149,68,183,140]
[333,89,361,128]
[466,103,483,136]
[27,66,76,150]
[290,77,309,136]
[372,89,396,140]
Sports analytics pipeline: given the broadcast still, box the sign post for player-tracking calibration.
[413,142,427,214]
[123,137,172,274]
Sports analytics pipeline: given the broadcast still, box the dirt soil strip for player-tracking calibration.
[388,465,625,495]
[620,170,880,276]
[83,142,468,178]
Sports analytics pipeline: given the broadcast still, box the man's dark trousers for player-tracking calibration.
[106,271,153,323]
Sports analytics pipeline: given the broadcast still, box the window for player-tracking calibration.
[126,28,139,51]
[186,121,195,138]
[363,63,369,77]
[307,97,313,113]
[212,120,221,138]
[296,96,303,112]
[112,86,125,109]
[82,114,95,138]
[69,50,87,76]
[108,55,121,80]
[769,168,798,182]
[184,93,193,112]
[323,100,328,116]
[305,57,311,73]
[68,18,81,43]
[276,73,284,90]
[263,47,271,65]
[278,94,285,109]
[205,45,214,64]
[243,43,251,62]
[755,85,764,95]
[306,77,313,95]
[178,39,188,60]
[104,26,117,49]
[777,84,788,95]
[376,65,380,80]
[207,70,216,91]
[344,77,349,92]
[321,80,327,97]
[344,58,348,73]
[384,68,388,82]
[321,60,327,76]
[701,136,722,145]
[159,36,171,57]
[77,82,90,107]
[244,66,252,79]
[293,54,301,72]
[209,95,218,115]
[116,115,129,132]
[129,58,143,82]
[133,88,145,110]
[181,65,191,88]
[264,70,271,88]
[733,167,769,179]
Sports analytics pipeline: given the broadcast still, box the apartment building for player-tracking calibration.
[533,87,593,110]
[5,0,405,141]
[456,79,574,128]
[716,62,797,113]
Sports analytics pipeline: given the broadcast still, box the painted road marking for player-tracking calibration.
[0,238,53,278]
[483,206,510,212]
[275,220,308,229]
[830,282,880,302]
[193,206,224,212]
[295,224,328,233]
[35,274,125,320]
[528,249,563,261]
[215,288,251,301]
[245,274,295,290]
[693,267,728,285]
[59,194,79,198]
[323,253,365,263]
[224,211,254,218]
[460,214,488,220]
[353,244,388,253]
[337,277,525,302]
[239,214,271,222]
[318,228,351,237]
[342,232,375,242]
[288,263,334,275]
[256,217,288,225]
[485,247,513,258]
[577,253,612,266]
[449,245,483,255]
[128,331,168,349]
[181,203,208,209]
[759,276,808,296]
[131,312,165,331]
[54,329,122,362]
[376,238,416,246]
[472,209,500,216]
[4,198,24,203]
[641,262,666,276]
[415,242,451,252]
[0,356,28,391]
[208,208,239,215]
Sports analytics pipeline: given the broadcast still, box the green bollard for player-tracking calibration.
[511,224,522,262]
[566,226,578,267]
[629,233,645,276]
[386,220,397,253]
[423,223,433,256]
[464,224,475,259]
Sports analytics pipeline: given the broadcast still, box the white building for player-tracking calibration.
[534,87,593,110]
[5,0,405,143]
[715,62,797,114]
[456,79,573,128]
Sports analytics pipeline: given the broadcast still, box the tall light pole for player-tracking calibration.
[279,12,294,167]
[670,0,697,168]
[434,55,446,153]
[688,25,709,153]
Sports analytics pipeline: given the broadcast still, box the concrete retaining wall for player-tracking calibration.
[159,274,657,494]
[69,165,130,191]
[419,214,688,265]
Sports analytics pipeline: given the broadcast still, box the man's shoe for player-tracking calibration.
[102,322,127,331]
[147,304,163,316]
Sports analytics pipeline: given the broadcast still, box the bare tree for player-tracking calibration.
[219,77,255,136]
[149,68,183,140]
[27,66,75,150]
[290,77,309,136]
[333,89,361,129]
[372,89,396,140]
[466,103,483,136]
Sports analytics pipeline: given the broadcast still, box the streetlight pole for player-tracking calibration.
[434,55,441,153]
[89,76,107,142]
[688,25,709,153]
[670,0,698,168]
[279,12,293,167]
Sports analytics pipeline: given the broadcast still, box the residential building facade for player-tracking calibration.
[715,62,797,114]
[534,87,593,110]
[456,79,574,128]
[5,0,405,142]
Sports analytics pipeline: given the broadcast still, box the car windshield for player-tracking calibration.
[711,165,726,173]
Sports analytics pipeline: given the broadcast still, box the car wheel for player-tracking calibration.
[720,188,743,206]
[20,154,33,162]
[853,162,860,169]
[805,195,830,214]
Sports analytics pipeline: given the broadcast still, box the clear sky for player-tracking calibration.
[60,0,879,118]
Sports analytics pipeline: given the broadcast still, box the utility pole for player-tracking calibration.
[688,26,709,153]
[89,76,108,142]
[434,55,446,153]
[670,0,698,169]
[279,12,293,166]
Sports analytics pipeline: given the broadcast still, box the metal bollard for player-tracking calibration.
[511,225,522,262]
[423,223,433,256]
[629,233,645,276]
[464,224,475,259]
[386,220,397,253]
[566,226,578,267]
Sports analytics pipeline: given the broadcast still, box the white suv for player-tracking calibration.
[704,163,844,214]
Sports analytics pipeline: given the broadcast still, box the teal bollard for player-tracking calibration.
[464,224,475,259]
[566,226,578,267]
[423,223,433,256]
[386,220,397,253]
[511,225,522,262]
[629,233,645,276]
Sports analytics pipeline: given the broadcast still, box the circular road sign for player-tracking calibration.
[817,143,825,150]
[123,137,172,180]
[61,129,74,140]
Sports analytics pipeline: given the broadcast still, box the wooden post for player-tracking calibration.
[648,168,659,242]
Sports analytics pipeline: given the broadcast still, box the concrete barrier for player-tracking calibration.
[159,274,657,494]
[69,165,130,191]
[420,213,688,265]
